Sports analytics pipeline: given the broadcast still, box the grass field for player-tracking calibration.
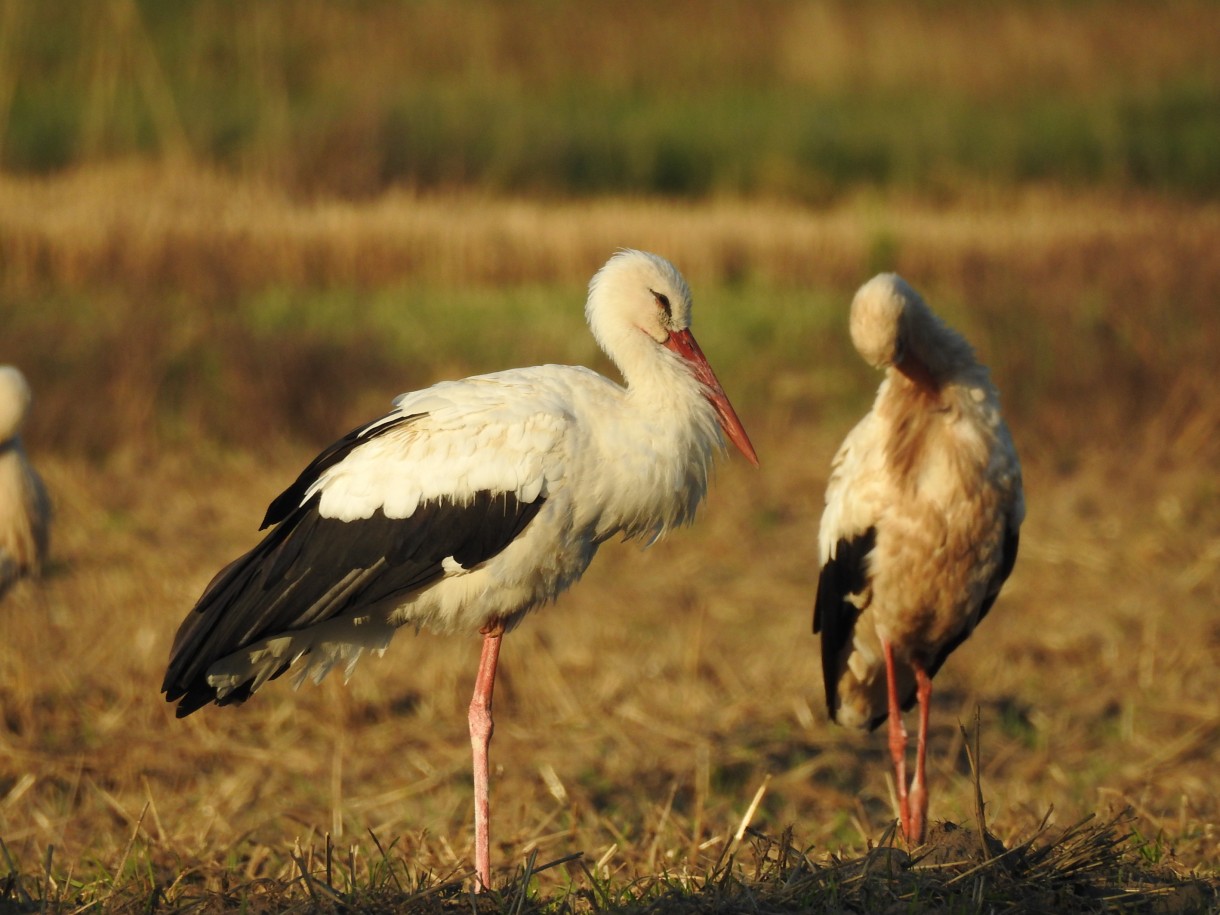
[0,165,1217,911]
[1,2,1219,910]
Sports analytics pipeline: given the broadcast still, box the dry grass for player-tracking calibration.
[5,162,1220,293]
[0,167,1218,911]
[3,163,1219,460]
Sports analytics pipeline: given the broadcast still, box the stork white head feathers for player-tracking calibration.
[0,365,50,596]
[0,366,32,442]
[587,249,758,467]
[850,273,978,386]
[587,248,693,351]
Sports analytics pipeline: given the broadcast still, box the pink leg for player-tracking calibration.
[882,639,911,839]
[469,623,504,892]
[907,661,933,844]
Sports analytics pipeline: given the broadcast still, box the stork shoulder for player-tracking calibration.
[818,410,887,564]
[267,370,585,527]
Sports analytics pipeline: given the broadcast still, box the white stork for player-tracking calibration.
[813,274,1023,844]
[0,366,50,598]
[162,249,758,889]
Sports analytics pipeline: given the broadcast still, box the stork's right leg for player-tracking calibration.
[469,622,504,892]
[906,660,933,844]
[882,639,911,839]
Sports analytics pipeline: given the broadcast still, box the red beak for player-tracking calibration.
[663,328,759,468]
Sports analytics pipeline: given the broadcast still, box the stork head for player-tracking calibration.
[0,366,32,442]
[849,273,924,371]
[586,249,694,351]
[586,250,758,467]
[850,273,978,389]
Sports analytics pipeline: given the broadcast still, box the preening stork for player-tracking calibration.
[813,274,1023,844]
[0,366,50,598]
[162,249,758,889]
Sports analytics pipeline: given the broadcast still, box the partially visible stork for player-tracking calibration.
[0,366,50,598]
[813,274,1024,844]
[162,249,758,890]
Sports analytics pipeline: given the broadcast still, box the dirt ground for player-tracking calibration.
[0,172,1217,903]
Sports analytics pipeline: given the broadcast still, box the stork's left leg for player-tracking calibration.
[469,621,505,892]
[881,639,911,837]
[907,660,933,844]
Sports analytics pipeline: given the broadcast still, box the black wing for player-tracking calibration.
[812,527,877,722]
[163,486,543,717]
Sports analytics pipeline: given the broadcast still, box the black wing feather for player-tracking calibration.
[976,526,1020,627]
[812,527,877,721]
[163,489,544,715]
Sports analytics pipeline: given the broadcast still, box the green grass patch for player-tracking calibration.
[2,4,1218,198]
[2,263,1208,461]
[2,278,862,455]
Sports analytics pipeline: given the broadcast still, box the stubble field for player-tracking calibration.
[1,4,1219,909]
[0,164,1217,911]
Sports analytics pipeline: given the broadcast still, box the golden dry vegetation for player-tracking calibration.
[3,2,1219,909]
[0,164,1218,911]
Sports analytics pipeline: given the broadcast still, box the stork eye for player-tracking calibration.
[651,290,672,317]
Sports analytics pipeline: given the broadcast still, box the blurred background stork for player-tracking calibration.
[0,366,50,598]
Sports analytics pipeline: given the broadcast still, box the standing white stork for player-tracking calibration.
[162,249,758,889]
[813,274,1023,844]
[0,366,50,598]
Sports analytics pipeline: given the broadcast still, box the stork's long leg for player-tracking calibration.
[469,622,505,892]
[881,639,911,838]
[907,660,933,844]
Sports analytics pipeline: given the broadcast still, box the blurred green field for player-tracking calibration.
[1,1,1218,198]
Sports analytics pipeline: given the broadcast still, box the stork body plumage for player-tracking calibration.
[813,274,1023,843]
[0,366,50,598]
[162,249,758,889]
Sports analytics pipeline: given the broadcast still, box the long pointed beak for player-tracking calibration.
[664,328,760,468]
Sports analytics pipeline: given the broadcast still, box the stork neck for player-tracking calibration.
[584,366,720,542]
[905,308,978,384]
